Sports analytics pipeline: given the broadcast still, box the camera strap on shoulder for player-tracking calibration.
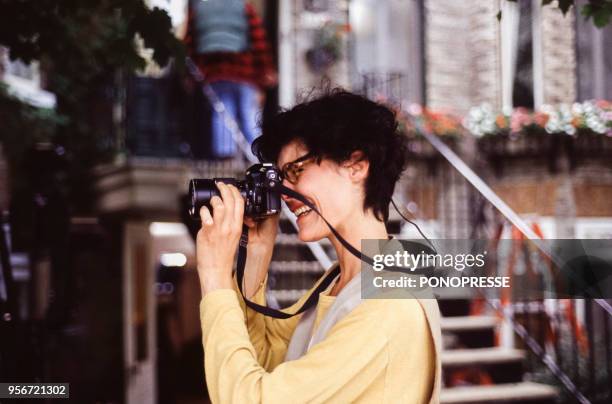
[236,225,339,319]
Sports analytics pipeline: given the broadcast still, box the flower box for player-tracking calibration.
[465,101,612,175]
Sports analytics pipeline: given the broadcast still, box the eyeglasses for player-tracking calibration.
[280,153,316,184]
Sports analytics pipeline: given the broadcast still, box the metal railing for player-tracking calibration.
[401,110,612,404]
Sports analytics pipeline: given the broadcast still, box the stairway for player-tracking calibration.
[437,298,558,403]
[267,216,558,404]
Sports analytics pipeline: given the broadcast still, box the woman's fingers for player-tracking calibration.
[212,181,231,225]
[228,184,244,224]
[209,195,225,225]
[216,182,245,229]
[215,181,239,232]
[203,182,245,240]
[215,181,235,207]
[244,217,255,228]
[199,205,213,226]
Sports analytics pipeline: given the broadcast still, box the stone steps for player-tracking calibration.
[441,316,498,332]
[442,347,524,367]
[442,348,525,384]
[441,315,498,350]
[440,382,557,404]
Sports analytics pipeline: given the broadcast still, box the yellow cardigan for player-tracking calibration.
[200,264,438,403]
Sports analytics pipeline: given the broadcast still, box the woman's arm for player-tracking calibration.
[195,181,295,368]
[200,290,435,403]
[232,211,303,369]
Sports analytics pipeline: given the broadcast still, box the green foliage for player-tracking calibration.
[0,0,186,212]
[0,84,66,191]
[582,1,612,27]
[501,0,612,27]
[0,0,183,69]
[0,0,185,108]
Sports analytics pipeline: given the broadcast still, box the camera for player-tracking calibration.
[188,163,282,220]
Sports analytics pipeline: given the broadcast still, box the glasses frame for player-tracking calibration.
[280,153,316,184]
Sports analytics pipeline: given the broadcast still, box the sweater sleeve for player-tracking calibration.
[231,272,301,370]
[199,288,433,403]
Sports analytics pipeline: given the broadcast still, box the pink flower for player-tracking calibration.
[407,103,423,116]
[534,112,549,127]
[595,99,612,110]
[510,108,533,132]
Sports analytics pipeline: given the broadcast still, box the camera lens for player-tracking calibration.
[188,178,245,219]
[188,164,281,220]
[189,179,217,219]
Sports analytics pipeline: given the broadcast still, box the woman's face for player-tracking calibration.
[277,140,365,242]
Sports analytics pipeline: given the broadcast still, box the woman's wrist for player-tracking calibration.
[200,272,234,297]
[244,251,272,298]
[245,277,267,299]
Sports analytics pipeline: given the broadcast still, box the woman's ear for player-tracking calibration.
[344,151,369,183]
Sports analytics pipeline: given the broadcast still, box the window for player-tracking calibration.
[500,0,543,111]
[349,0,425,104]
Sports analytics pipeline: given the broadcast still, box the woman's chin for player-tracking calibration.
[296,212,329,242]
[298,231,323,243]
[296,222,325,242]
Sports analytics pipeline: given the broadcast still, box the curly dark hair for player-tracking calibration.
[252,89,409,222]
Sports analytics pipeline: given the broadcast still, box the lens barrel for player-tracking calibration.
[188,178,243,219]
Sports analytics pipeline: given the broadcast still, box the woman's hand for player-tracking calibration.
[243,214,279,257]
[196,181,244,296]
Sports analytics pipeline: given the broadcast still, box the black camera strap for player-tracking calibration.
[236,231,340,319]
[235,185,379,319]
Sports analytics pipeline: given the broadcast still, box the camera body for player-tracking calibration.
[189,163,282,220]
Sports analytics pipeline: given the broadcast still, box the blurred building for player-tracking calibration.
[94,1,612,403]
[2,1,611,403]
[275,0,612,239]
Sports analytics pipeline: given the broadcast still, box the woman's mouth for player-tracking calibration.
[294,205,313,220]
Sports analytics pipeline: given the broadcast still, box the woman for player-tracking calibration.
[196,90,441,403]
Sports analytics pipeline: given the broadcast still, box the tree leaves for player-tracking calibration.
[582,1,612,28]
[0,0,184,93]
[0,0,186,212]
